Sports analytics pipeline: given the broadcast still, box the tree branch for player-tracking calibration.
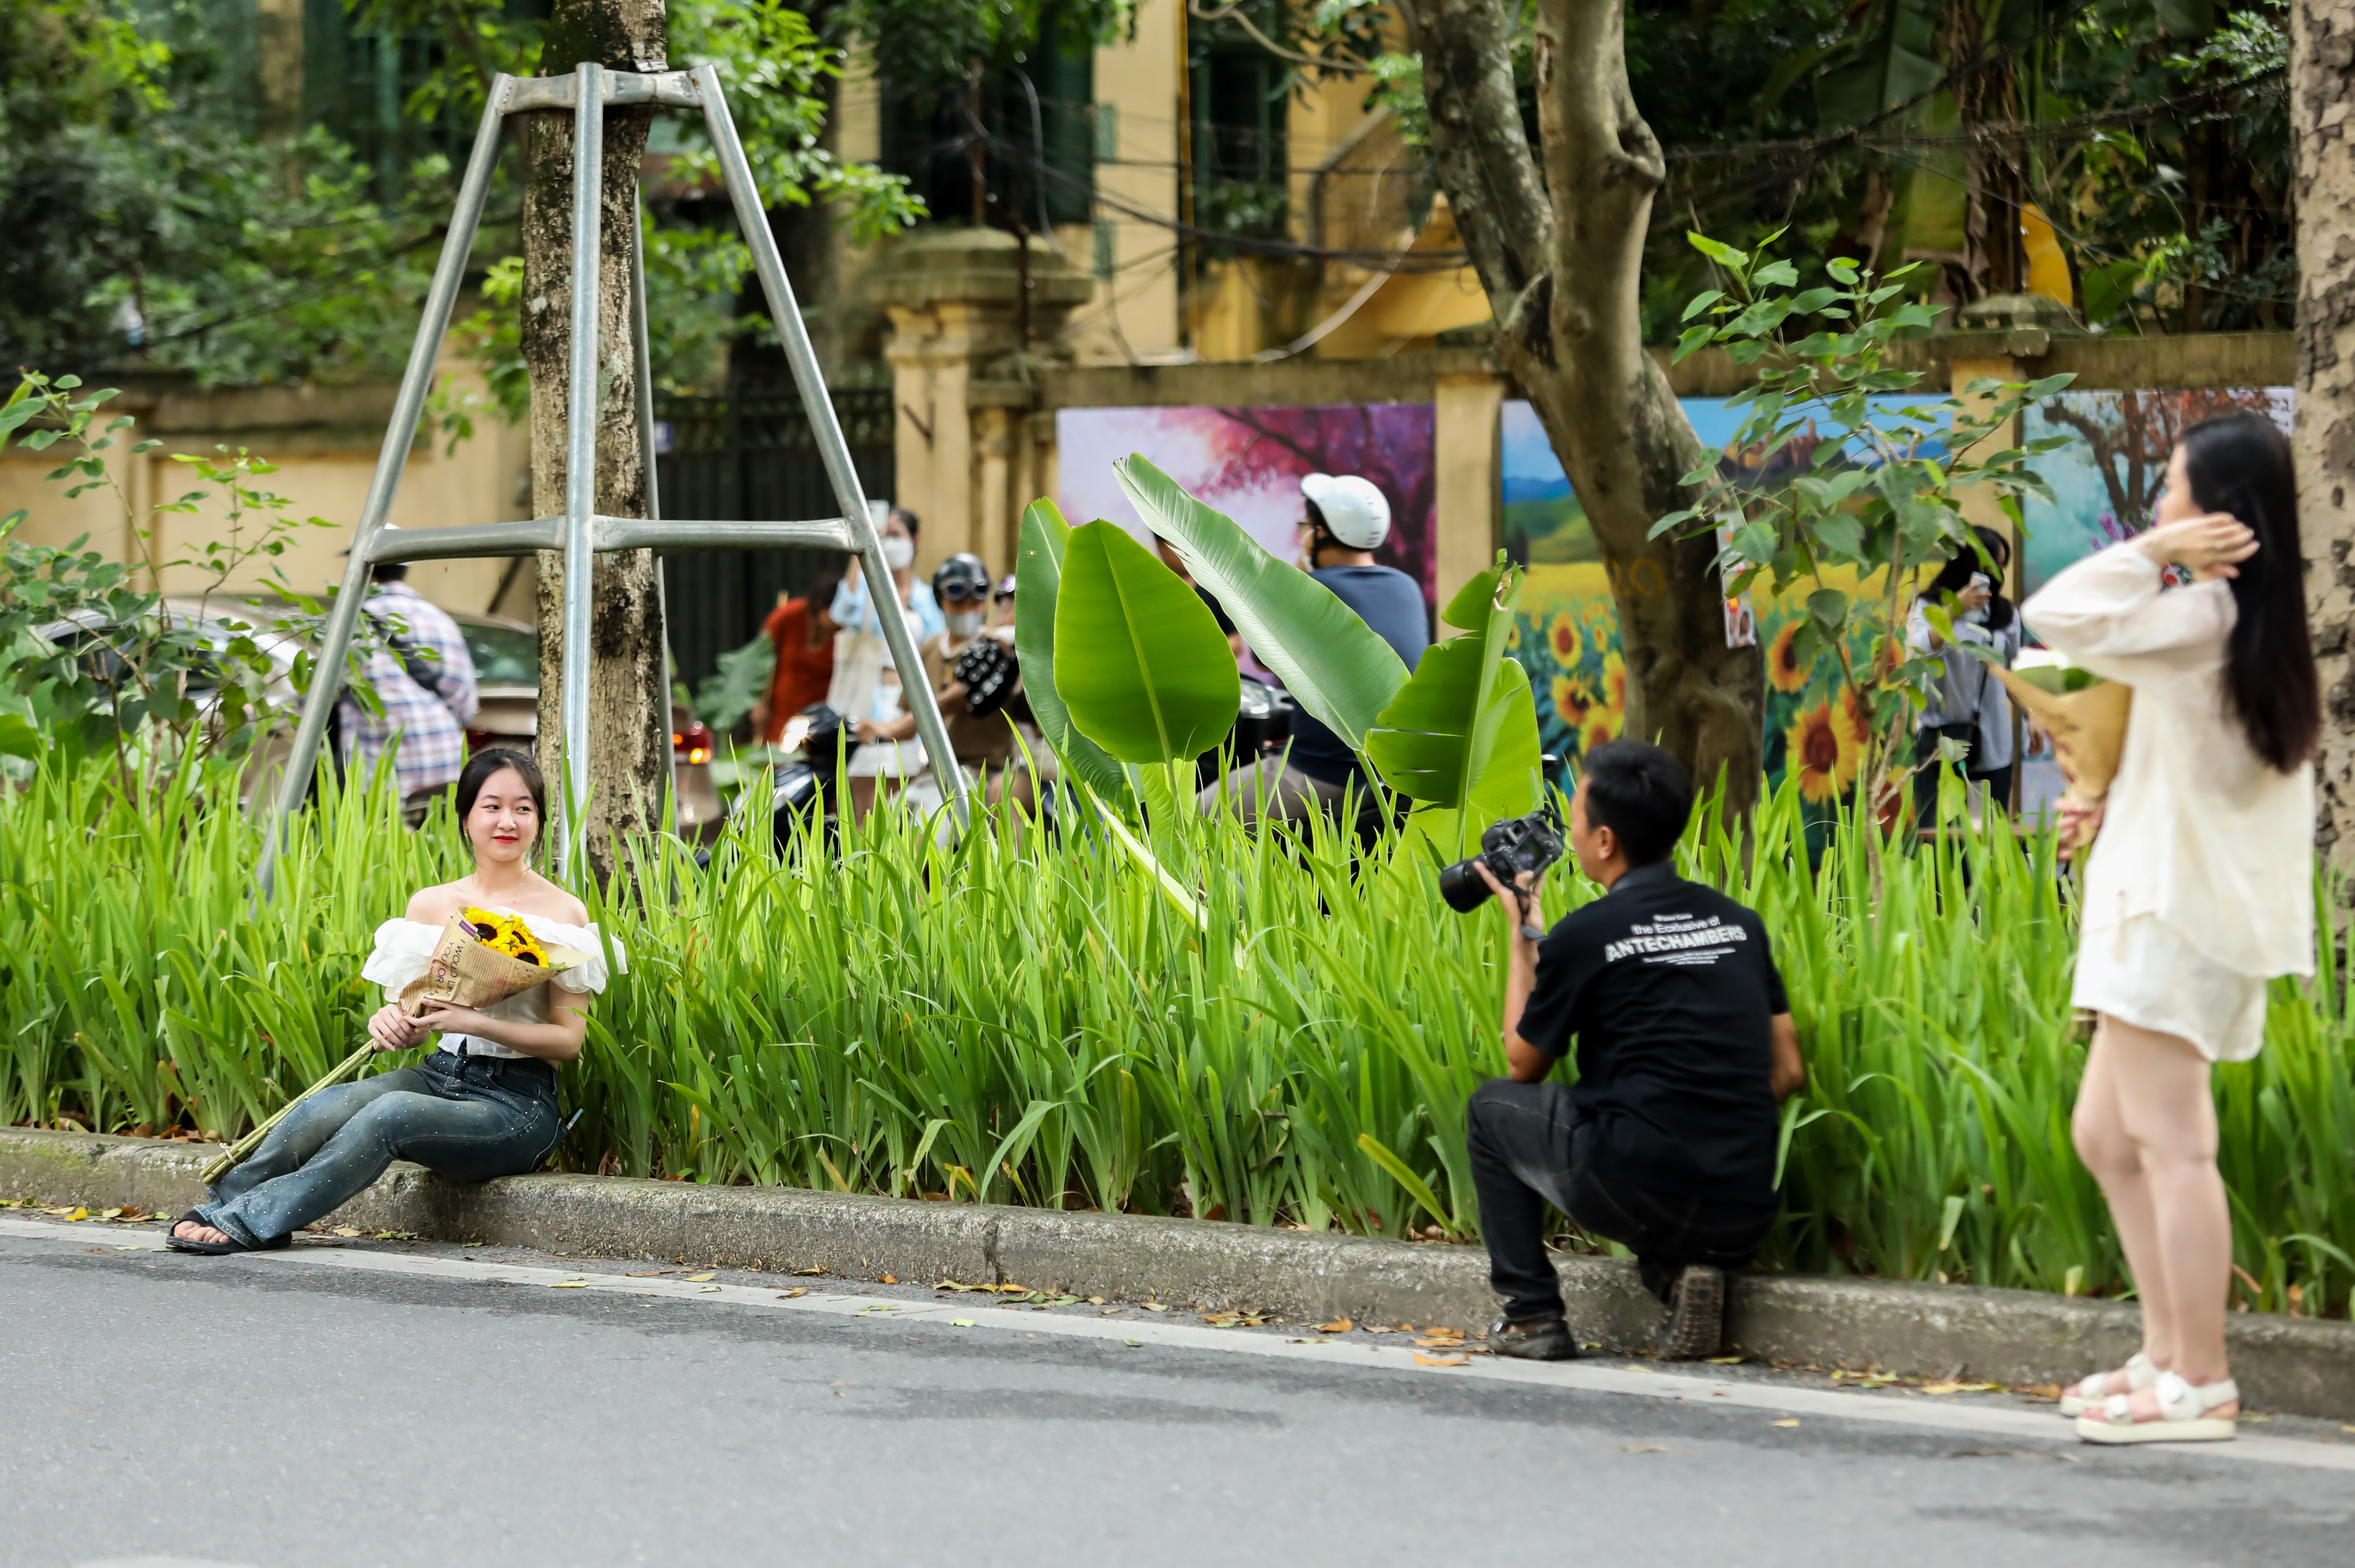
[1393,0,1552,323]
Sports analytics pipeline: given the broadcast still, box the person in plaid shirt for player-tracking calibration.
[336,563,479,819]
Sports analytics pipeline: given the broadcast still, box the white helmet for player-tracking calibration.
[1301,473,1392,550]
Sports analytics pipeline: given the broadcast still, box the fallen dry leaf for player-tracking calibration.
[1317,1318,1353,1334]
[1141,1302,1168,1313]
[790,1266,827,1276]
[333,1227,362,1237]
[950,1318,976,1328]
[1705,1355,1746,1365]
[1412,1336,1465,1349]
[548,1281,586,1289]
[778,1287,808,1299]
[1771,1419,1801,1428]
[1920,1382,2000,1397]
[880,1274,899,1285]
[683,1271,717,1283]
[697,1285,721,1293]
[1088,1296,1106,1305]
[99,1207,124,1219]
[1413,1352,1469,1368]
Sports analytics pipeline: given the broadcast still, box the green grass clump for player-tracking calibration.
[2,753,2349,1318]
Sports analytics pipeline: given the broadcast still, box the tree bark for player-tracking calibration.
[1400,0,1765,808]
[2294,0,2355,865]
[523,0,669,878]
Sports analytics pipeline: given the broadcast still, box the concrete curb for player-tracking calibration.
[7,1125,2352,1418]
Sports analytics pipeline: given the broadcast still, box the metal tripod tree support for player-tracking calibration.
[255,62,968,894]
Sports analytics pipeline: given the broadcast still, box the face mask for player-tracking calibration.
[881,536,915,572]
[947,610,984,638]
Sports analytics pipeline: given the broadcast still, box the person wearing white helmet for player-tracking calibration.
[1198,471,1428,829]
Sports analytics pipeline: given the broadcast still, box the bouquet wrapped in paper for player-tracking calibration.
[1959,648,2132,851]
[396,906,588,1017]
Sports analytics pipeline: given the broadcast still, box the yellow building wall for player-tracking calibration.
[1,362,535,622]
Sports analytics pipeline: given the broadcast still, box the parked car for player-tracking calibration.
[453,611,723,844]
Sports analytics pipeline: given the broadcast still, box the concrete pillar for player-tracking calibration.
[1434,370,1505,606]
[869,229,1091,577]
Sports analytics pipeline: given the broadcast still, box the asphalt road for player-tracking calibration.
[3,1218,2350,1568]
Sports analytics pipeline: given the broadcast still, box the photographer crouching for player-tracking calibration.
[1465,740,1805,1361]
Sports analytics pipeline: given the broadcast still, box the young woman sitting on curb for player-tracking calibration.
[168,748,624,1253]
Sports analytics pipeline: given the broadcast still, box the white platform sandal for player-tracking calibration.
[2058,1351,2157,1417]
[2075,1370,2239,1445]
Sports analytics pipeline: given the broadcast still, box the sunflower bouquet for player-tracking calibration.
[1946,643,2131,852]
[396,906,588,1018]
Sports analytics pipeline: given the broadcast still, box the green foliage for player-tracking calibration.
[7,747,2352,1319]
[1013,498,1134,810]
[832,0,1136,111]
[0,372,363,777]
[1364,557,1539,848]
[1657,235,2073,797]
[1052,519,1240,766]
[1112,454,1407,757]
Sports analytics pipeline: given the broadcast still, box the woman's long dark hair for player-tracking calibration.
[1923,525,2016,633]
[2180,411,2319,773]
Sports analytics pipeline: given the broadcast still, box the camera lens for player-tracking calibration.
[1438,858,1494,913]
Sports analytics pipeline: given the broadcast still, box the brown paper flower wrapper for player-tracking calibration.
[397,912,587,1017]
[1985,665,2133,852]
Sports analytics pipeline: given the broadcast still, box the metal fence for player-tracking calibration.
[654,386,895,689]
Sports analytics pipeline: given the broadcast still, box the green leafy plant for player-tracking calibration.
[1052,519,1240,784]
[1656,232,2073,818]
[1013,498,1133,811]
[0,371,363,784]
[1113,454,1408,755]
[1363,556,1540,853]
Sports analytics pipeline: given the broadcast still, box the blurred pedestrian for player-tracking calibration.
[337,562,478,826]
[751,572,839,747]
[1908,525,2021,830]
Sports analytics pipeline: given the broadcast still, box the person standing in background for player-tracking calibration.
[751,572,840,746]
[336,561,478,826]
[1907,525,2022,830]
[1197,473,1426,830]
[831,506,944,646]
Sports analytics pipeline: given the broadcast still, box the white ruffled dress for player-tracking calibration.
[360,907,627,1061]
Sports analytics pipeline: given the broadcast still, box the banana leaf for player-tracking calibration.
[1113,454,1408,754]
[1015,499,1136,810]
[1364,559,1539,853]
[1053,518,1241,765]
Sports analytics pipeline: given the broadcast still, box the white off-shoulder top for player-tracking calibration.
[361,906,627,1060]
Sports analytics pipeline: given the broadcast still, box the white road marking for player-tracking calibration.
[8,1213,2350,1474]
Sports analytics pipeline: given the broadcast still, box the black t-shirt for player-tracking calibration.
[1286,564,1428,785]
[1515,863,1788,1207]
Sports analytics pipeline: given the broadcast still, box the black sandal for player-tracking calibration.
[163,1210,289,1254]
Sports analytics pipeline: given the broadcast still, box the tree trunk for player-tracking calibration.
[523,0,669,878]
[2294,0,2355,865]
[1401,0,1764,808]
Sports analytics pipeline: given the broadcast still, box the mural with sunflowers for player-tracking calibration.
[1506,388,2291,810]
[1505,398,1888,802]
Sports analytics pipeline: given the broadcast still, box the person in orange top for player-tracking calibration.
[752,572,840,746]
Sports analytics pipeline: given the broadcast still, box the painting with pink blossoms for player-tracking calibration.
[1054,404,1439,616]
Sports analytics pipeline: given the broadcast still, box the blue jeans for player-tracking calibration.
[196,1051,560,1246]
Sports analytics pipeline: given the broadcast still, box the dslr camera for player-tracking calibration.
[1438,797,1567,914]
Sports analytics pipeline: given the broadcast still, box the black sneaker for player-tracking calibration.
[1655,1264,1723,1360]
[1491,1315,1579,1361]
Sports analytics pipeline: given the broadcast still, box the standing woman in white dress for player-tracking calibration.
[167,748,624,1253]
[2022,412,2318,1444]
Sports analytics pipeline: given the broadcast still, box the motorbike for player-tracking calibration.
[769,703,860,859]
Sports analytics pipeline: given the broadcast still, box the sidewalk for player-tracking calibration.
[7,1124,2352,1418]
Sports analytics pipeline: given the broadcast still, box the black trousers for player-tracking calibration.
[1465,1078,1778,1323]
[1912,728,2013,833]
